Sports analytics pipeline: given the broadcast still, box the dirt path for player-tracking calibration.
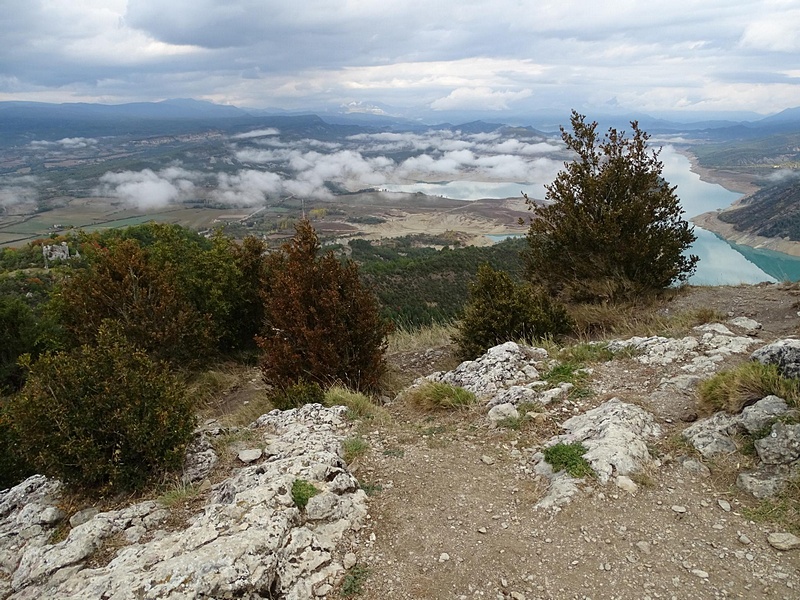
[336,284,800,600]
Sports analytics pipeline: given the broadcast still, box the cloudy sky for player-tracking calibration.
[1,1,799,118]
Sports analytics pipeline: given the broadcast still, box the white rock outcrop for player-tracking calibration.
[531,399,661,509]
[1,404,367,600]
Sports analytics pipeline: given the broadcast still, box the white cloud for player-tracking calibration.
[430,87,533,111]
[232,128,280,139]
[213,170,283,205]
[740,8,800,52]
[0,175,43,209]
[98,167,200,209]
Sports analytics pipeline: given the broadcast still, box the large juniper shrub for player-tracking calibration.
[10,323,195,492]
[524,111,697,302]
[455,263,571,360]
[258,220,391,394]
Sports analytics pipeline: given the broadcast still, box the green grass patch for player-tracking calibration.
[341,436,369,463]
[495,416,522,430]
[543,442,595,478]
[157,481,200,507]
[697,362,800,415]
[382,447,405,458]
[405,381,477,411]
[743,478,800,535]
[358,480,383,496]
[291,479,320,510]
[340,564,370,597]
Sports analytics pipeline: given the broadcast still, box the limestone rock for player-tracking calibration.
[237,448,263,463]
[425,342,547,399]
[740,395,791,435]
[182,433,219,483]
[487,403,519,423]
[608,327,758,374]
[556,398,661,484]
[68,508,99,528]
[728,317,762,336]
[767,532,800,551]
[488,384,540,407]
[3,404,368,600]
[736,467,795,499]
[682,412,740,459]
[754,422,800,465]
[752,338,800,379]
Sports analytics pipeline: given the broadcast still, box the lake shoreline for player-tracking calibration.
[678,148,800,259]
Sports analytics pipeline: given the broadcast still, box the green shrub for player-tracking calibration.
[259,220,392,393]
[524,111,697,302]
[697,362,800,415]
[0,400,34,490]
[291,478,319,509]
[405,380,477,411]
[543,442,594,478]
[341,564,370,597]
[10,323,195,492]
[54,239,215,365]
[271,380,326,411]
[455,263,571,360]
[0,296,38,393]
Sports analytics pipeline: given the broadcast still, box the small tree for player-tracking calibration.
[455,264,571,360]
[258,220,391,393]
[525,111,697,301]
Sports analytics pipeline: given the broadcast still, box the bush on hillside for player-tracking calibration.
[258,220,391,393]
[455,264,571,360]
[53,239,215,364]
[0,400,34,490]
[270,379,326,411]
[524,111,697,302]
[0,297,38,393]
[9,323,195,492]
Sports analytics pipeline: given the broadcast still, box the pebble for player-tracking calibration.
[439,553,450,563]
[344,553,358,569]
[738,534,752,545]
[691,569,709,579]
[671,505,687,514]
[636,541,652,554]
[717,499,731,512]
[615,476,638,493]
[481,455,496,465]
[478,527,488,534]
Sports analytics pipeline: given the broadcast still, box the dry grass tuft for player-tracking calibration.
[324,385,390,424]
[404,380,477,411]
[697,362,800,415]
[387,322,456,354]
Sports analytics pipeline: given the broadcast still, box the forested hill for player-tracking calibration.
[718,178,800,241]
[349,235,526,326]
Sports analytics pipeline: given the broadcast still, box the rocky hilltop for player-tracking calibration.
[2,284,800,599]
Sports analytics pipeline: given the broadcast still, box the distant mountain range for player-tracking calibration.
[1,98,799,145]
